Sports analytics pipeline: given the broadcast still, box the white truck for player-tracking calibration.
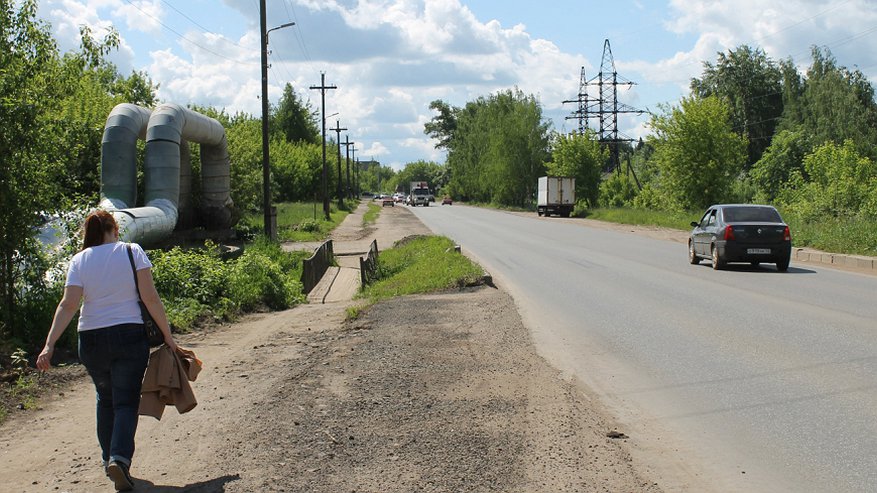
[537,176,575,217]
[408,181,431,207]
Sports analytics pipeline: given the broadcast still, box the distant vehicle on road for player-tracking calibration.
[689,204,791,272]
[409,181,431,207]
[441,196,453,205]
[536,176,575,217]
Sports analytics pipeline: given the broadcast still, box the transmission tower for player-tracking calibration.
[563,39,647,172]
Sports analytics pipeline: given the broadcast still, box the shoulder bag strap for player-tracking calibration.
[125,244,143,299]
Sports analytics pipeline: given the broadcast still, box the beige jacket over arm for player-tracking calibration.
[139,345,202,420]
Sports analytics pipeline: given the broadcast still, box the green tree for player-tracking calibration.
[358,161,396,195]
[545,131,605,208]
[777,140,877,220]
[274,83,319,145]
[0,0,66,339]
[779,47,877,159]
[272,140,322,202]
[750,130,812,202]
[225,113,264,212]
[647,96,748,211]
[423,99,458,149]
[691,45,783,167]
[390,160,447,193]
[438,89,550,206]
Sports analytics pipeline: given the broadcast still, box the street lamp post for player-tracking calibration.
[259,2,294,239]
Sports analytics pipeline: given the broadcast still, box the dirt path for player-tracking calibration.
[1,203,663,492]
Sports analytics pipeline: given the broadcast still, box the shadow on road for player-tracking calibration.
[134,473,241,492]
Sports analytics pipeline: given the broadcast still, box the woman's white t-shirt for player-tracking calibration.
[65,242,153,332]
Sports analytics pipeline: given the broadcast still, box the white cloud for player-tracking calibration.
[46,0,877,169]
[112,0,163,34]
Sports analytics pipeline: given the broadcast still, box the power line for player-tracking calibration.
[120,0,252,65]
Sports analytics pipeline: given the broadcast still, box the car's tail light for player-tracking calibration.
[783,226,791,241]
[723,225,736,241]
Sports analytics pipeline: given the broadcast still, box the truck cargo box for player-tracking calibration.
[537,176,575,217]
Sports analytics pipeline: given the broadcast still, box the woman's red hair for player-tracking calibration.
[82,210,118,250]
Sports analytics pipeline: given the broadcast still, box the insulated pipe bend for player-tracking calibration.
[145,103,234,232]
[98,102,234,246]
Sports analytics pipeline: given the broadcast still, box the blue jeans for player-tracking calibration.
[78,323,149,467]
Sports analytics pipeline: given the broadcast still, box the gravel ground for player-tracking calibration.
[1,203,664,492]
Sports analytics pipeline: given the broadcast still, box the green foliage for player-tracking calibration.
[361,236,484,301]
[0,0,66,338]
[358,161,396,195]
[750,130,812,202]
[776,140,877,220]
[388,160,447,193]
[240,202,350,242]
[779,47,877,160]
[423,100,458,149]
[784,214,877,256]
[430,89,550,207]
[691,45,783,167]
[647,96,748,211]
[545,131,605,207]
[585,207,697,231]
[228,243,306,311]
[272,140,322,203]
[225,116,264,213]
[599,171,640,207]
[273,83,320,145]
[149,238,307,331]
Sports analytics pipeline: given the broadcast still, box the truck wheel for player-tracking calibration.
[537,209,543,216]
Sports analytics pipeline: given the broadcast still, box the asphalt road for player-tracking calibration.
[409,203,877,493]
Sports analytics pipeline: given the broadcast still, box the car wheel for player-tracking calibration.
[776,257,790,272]
[711,245,725,270]
[689,241,700,265]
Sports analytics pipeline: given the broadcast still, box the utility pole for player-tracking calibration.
[331,120,347,208]
[343,135,354,199]
[351,147,358,196]
[310,73,337,221]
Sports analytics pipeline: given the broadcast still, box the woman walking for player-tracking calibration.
[37,210,178,491]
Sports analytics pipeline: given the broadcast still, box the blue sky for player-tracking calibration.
[37,0,877,170]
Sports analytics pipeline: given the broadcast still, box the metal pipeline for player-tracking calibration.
[98,103,234,245]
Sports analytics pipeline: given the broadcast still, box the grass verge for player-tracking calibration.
[584,207,697,230]
[348,236,485,318]
[784,215,877,256]
[240,201,351,242]
[585,207,877,256]
[363,203,381,227]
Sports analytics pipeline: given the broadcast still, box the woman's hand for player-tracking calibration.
[164,334,180,353]
[36,346,54,371]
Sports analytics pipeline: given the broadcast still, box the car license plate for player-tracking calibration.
[747,248,771,254]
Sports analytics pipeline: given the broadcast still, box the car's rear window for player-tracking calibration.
[722,206,782,222]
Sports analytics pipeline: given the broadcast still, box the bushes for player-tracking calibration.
[149,238,307,332]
